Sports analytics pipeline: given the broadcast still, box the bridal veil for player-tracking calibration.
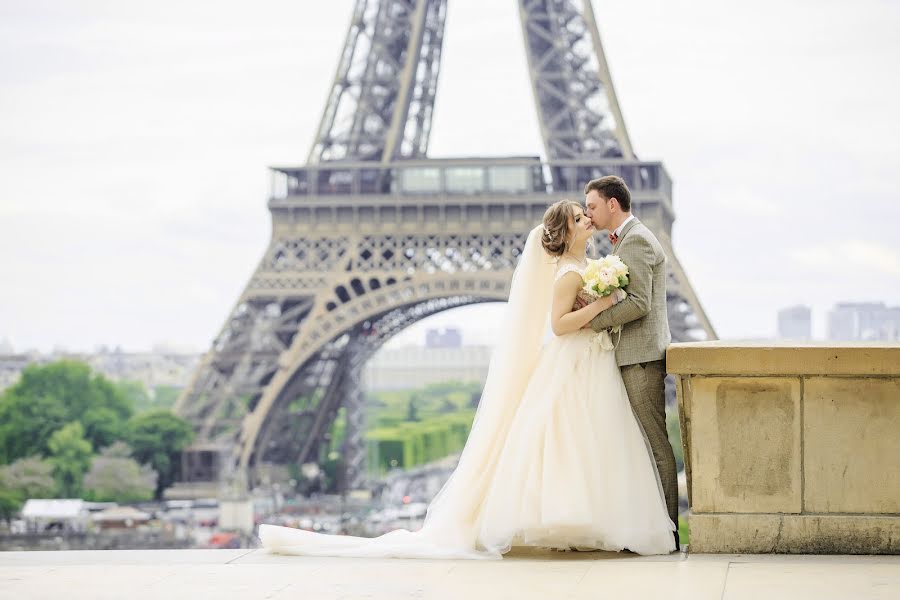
[259,224,557,558]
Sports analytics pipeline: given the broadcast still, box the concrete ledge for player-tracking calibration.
[672,341,900,555]
[667,341,900,376]
[689,514,900,554]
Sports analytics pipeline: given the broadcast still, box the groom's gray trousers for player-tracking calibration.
[620,359,679,526]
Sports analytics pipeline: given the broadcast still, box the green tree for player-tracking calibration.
[0,456,56,499]
[114,380,152,413]
[151,385,181,411]
[0,456,57,522]
[0,487,22,524]
[126,410,194,498]
[83,442,157,502]
[0,361,133,463]
[97,440,132,459]
[47,422,94,497]
[114,382,182,414]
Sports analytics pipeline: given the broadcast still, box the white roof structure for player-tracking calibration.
[92,506,151,522]
[21,499,88,520]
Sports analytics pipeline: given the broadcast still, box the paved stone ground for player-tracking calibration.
[1,547,898,599]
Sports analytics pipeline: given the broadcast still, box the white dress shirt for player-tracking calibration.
[613,214,635,238]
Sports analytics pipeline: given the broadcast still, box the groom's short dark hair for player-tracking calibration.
[584,176,631,212]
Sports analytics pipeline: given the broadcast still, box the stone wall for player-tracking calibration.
[668,342,899,554]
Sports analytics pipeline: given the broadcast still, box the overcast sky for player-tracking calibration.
[1,0,898,353]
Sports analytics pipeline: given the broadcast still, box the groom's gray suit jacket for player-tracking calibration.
[590,217,671,366]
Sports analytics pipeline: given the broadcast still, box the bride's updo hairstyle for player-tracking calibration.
[541,199,582,257]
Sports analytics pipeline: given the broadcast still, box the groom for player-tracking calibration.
[581,175,680,550]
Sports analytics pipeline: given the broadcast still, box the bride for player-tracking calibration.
[259,200,676,559]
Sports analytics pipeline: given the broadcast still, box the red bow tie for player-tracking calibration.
[608,232,619,245]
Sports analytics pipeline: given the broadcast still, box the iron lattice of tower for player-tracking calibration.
[172,0,716,496]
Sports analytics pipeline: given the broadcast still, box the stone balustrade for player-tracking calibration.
[668,341,899,554]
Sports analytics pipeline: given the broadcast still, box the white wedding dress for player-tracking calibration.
[259,225,676,559]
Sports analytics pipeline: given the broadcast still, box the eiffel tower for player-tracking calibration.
[172,0,715,496]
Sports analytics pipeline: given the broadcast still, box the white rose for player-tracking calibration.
[583,260,601,281]
[610,258,628,277]
[599,269,617,287]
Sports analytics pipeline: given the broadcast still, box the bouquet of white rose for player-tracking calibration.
[581,255,629,299]
[576,255,629,350]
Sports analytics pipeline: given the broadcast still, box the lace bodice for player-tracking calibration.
[555,261,587,282]
[556,260,602,309]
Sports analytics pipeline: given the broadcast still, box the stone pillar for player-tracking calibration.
[669,342,899,554]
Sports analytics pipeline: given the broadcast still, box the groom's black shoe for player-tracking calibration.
[673,531,681,552]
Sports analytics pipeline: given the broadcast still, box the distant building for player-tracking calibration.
[0,352,41,391]
[364,344,491,390]
[0,349,200,393]
[827,302,900,341]
[21,499,90,533]
[425,328,462,349]
[777,305,812,340]
[84,350,200,389]
[91,506,152,530]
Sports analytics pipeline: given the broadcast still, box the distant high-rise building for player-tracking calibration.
[425,328,463,349]
[827,302,900,341]
[777,305,812,340]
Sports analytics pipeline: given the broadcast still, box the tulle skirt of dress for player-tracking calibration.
[259,329,675,559]
[475,329,675,555]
